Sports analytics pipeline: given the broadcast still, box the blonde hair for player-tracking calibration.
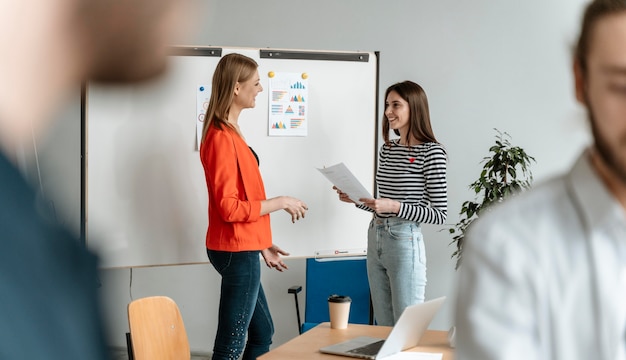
[201,53,258,142]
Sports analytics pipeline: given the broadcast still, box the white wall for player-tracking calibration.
[27,0,593,355]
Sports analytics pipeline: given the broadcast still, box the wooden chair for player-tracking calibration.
[127,296,190,360]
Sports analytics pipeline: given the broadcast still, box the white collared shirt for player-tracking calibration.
[455,149,626,360]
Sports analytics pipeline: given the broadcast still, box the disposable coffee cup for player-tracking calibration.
[328,294,351,329]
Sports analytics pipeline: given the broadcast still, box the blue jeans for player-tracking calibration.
[207,250,274,360]
[367,217,426,326]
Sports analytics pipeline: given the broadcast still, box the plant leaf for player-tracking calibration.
[448,128,535,270]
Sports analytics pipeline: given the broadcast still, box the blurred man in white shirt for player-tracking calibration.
[456,1,626,359]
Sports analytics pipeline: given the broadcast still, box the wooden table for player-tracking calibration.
[258,322,454,359]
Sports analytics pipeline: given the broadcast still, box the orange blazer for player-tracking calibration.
[200,125,272,251]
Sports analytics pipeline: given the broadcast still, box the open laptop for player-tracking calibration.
[319,296,446,359]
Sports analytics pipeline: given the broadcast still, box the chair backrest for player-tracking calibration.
[128,296,190,360]
[304,257,371,328]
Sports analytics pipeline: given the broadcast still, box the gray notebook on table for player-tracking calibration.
[319,296,446,359]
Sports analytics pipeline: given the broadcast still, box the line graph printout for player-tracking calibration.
[317,162,372,205]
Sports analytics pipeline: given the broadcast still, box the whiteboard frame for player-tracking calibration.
[81,46,380,268]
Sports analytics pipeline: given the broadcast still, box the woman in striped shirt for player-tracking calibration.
[335,80,447,326]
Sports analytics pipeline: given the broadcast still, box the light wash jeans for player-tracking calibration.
[207,249,274,360]
[367,217,426,326]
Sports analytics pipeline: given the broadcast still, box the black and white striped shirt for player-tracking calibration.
[360,140,447,224]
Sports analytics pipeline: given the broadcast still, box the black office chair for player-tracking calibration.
[288,257,372,334]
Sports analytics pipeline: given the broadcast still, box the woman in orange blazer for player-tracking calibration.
[200,53,308,360]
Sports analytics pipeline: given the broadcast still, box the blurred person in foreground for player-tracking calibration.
[455,1,626,359]
[0,0,187,358]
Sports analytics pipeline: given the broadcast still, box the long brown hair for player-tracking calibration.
[575,0,626,74]
[382,80,439,146]
[201,53,258,142]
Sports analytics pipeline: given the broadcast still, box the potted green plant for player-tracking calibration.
[449,129,535,269]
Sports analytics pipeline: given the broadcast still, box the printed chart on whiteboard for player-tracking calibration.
[268,71,309,136]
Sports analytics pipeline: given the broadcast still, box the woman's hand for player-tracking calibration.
[281,196,308,223]
[261,196,308,223]
[261,244,289,272]
[333,186,355,204]
[360,198,400,215]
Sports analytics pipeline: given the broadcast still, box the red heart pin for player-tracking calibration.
[409,157,415,163]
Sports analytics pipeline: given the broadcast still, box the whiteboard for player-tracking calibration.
[85,46,378,268]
